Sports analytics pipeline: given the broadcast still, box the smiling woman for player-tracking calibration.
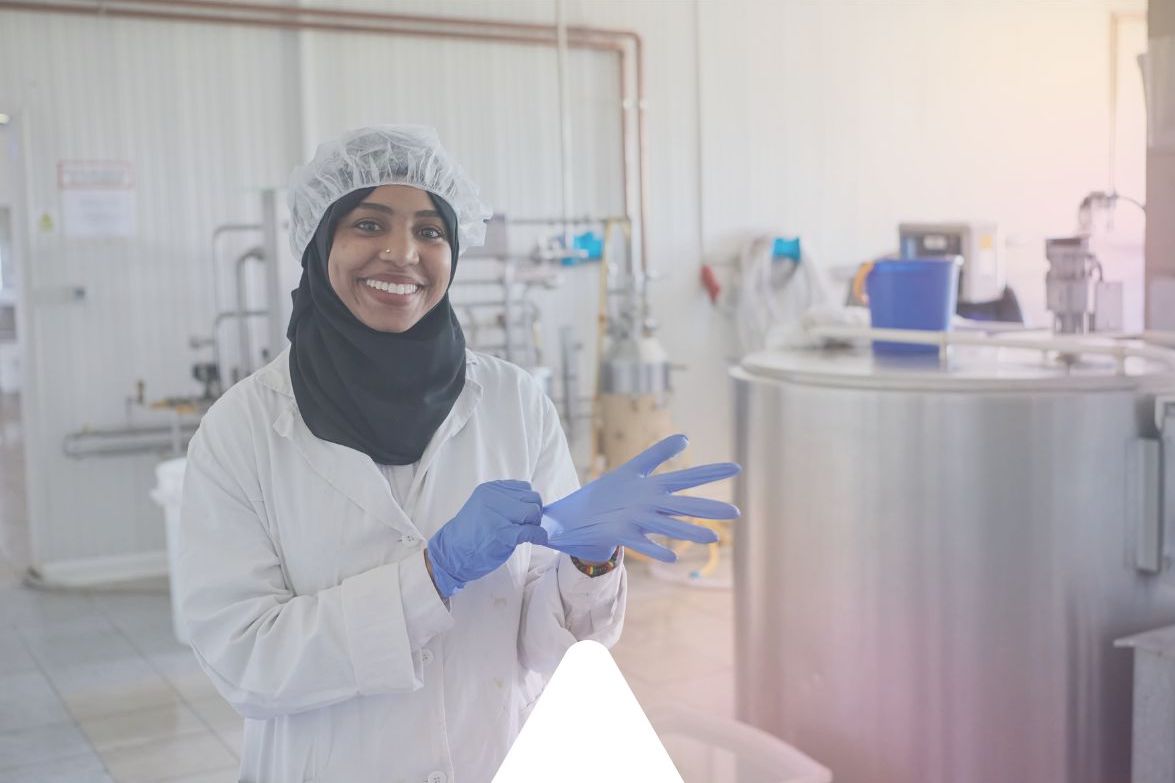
[174,125,633,783]
[176,125,735,783]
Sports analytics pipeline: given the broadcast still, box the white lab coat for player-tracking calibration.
[176,347,626,783]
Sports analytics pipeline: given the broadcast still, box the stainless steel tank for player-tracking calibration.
[732,343,1175,783]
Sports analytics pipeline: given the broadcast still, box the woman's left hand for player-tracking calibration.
[540,435,740,562]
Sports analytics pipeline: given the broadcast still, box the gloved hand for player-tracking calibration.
[426,480,546,599]
[540,434,740,563]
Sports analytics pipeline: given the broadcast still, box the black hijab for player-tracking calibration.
[286,186,466,465]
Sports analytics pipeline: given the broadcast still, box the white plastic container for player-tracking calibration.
[647,705,832,783]
[150,457,189,644]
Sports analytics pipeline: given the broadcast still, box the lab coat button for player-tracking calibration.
[426,772,447,783]
[401,534,418,545]
[421,649,434,665]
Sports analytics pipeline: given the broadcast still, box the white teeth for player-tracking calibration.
[364,279,420,295]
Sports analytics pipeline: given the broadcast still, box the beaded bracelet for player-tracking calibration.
[570,548,621,577]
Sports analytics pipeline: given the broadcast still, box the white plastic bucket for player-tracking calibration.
[150,457,189,645]
[646,705,832,783]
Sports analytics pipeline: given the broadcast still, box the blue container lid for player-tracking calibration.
[872,256,962,273]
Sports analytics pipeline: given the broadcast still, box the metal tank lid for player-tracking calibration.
[738,340,1175,393]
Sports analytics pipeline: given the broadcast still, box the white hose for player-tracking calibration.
[732,235,828,354]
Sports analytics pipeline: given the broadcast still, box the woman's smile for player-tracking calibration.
[359,274,427,304]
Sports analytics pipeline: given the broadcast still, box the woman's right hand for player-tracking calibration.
[425,480,547,599]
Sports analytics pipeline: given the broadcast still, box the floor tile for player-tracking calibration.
[148,653,219,704]
[20,623,138,671]
[78,703,206,752]
[659,668,736,720]
[186,698,241,733]
[119,625,189,659]
[0,587,97,631]
[0,751,112,782]
[97,594,179,649]
[0,633,37,677]
[156,768,238,783]
[98,731,237,783]
[212,726,242,761]
[0,671,71,733]
[93,592,171,623]
[0,721,94,771]
[47,658,181,720]
[680,587,735,619]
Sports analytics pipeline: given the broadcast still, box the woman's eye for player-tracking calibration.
[419,226,445,240]
[355,220,381,232]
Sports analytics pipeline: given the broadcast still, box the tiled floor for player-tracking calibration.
[0,564,735,782]
[0,391,742,782]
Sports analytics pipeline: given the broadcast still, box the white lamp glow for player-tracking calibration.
[493,640,683,782]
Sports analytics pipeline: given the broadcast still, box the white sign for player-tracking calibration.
[58,161,137,238]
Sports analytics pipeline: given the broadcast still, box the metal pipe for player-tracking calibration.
[450,298,535,310]
[259,189,284,365]
[559,325,579,446]
[502,258,516,362]
[63,424,200,458]
[210,223,262,326]
[0,1,622,51]
[555,0,574,254]
[501,214,631,226]
[109,0,640,39]
[234,247,264,377]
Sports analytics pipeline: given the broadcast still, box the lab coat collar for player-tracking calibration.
[262,347,484,536]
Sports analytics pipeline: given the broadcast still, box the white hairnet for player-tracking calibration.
[287,125,492,259]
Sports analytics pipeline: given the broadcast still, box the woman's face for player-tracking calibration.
[328,184,452,333]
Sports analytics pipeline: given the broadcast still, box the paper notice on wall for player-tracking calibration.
[57,161,137,238]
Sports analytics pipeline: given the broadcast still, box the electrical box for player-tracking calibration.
[899,222,1002,304]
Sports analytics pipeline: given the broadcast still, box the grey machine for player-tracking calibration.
[732,343,1175,782]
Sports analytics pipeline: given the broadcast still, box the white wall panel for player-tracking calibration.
[299,31,623,220]
[0,10,301,567]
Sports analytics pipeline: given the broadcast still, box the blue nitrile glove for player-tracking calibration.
[540,434,741,563]
[426,480,547,599]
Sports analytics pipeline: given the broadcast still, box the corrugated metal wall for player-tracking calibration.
[0,10,302,567]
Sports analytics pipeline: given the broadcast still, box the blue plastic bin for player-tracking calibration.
[866,257,960,355]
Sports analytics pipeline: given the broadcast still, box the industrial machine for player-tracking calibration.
[1042,190,1144,336]
[731,337,1175,782]
[1045,235,1123,334]
[898,221,1022,322]
[899,222,1001,303]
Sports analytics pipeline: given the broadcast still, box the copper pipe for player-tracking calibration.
[117,0,639,40]
[2,0,651,275]
[0,1,621,50]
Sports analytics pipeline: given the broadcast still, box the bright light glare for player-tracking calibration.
[493,641,683,782]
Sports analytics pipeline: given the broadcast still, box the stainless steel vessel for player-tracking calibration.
[732,344,1175,783]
